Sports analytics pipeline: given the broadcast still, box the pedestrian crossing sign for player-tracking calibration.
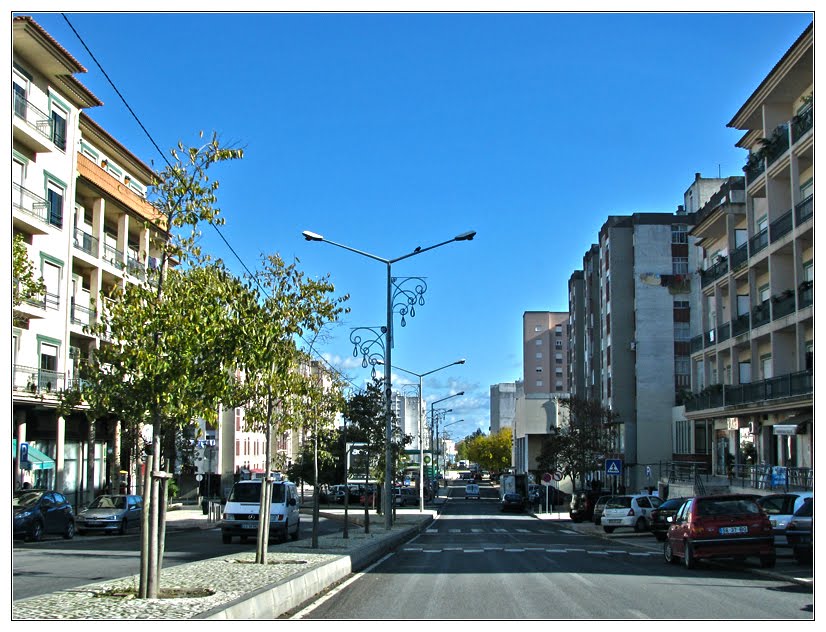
[605,459,622,476]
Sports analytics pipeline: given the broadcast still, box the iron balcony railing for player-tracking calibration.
[770,208,794,242]
[73,227,99,257]
[12,91,52,140]
[794,194,813,226]
[749,227,769,256]
[765,123,790,166]
[772,291,796,320]
[798,280,813,309]
[730,242,749,271]
[70,299,95,327]
[751,299,771,328]
[744,157,765,184]
[685,370,812,413]
[729,464,813,492]
[690,335,703,354]
[127,257,145,280]
[700,257,729,288]
[792,103,813,142]
[717,321,731,343]
[13,364,66,394]
[44,291,60,311]
[103,243,125,269]
[12,183,50,225]
[731,313,750,337]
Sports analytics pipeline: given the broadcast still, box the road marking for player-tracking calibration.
[587,551,609,555]
[559,529,581,535]
[422,550,440,553]
[493,528,508,533]
[425,529,438,534]
[515,528,531,533]
[504,548,525,552]
[464,549,484,553]
[545,549,568,553]
[449,529,461,533]
[525,547,544,551]
[471,528,483,533]
[606,550,627,554]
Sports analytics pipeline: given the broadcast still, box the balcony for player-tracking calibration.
[70,299,96,327]
[730,242,749,271]
[765,123,790,166]
[751,299,771,328]
[13,365,66,395]
[794,194,813,226]
[690,335,703,354]
[792,103,813,142]
[749,227,769,256]
[717,321,731,343]
[701,257,729,288]
[703,328,716,347]
[685,370,812,413]
[744,156,765,184]
[73,227,99,257]
[731,313,750,337]
[102,243,125,270]
[12,183,50,233]
[798,280,813,309]
[769,209,794,242]
[12,91,53,153]
[772,290,796,320]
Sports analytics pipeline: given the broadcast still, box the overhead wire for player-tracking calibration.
[60,13,361,392]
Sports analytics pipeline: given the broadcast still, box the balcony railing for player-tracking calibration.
[730,242,749,271]
[703,328,715,347]
[744,157,765,184]
[701,257,729,288]
[792,103,813,142]
[769,208,794,242]
[729,464,813,492]
[751,299,771,328]
[717,321,731,343]
[12,183,50,225]
[685,370,812,412]
[749,227,769,256]
[794,194,813,226]
[70,299,95,327]
[731,313,750,337]
[73,227,99,257]
[772,291,796,320]
[12,92,52,140]
[103,243,125,269]
[127,257,145,280]
[690,335,703,354]
[798,280,813,309]
[765,123,790,166]
[44,291,60,311]
[13,364,66,394]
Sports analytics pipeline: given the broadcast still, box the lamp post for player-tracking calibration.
[303,229,475,530]
[377,359,465,511]
[430,392,464,488]
[441,419,465,474]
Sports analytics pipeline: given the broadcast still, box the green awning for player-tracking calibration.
[22,445,55,471]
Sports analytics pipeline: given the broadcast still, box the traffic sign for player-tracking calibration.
[553,470,564,482]
[541,472,553,486]
[605,459,622,476]
[20,442,29,463]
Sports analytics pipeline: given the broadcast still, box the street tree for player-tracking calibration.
[12,233,46,326]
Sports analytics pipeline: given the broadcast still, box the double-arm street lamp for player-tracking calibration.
[430,392,464,484]
[441,418,465,473]
[302,229,475,530]
[378,359,465,511]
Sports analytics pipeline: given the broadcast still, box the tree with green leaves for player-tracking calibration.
[464,428,512,473]
[12,233,46,325]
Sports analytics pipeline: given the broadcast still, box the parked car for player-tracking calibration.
[76,494,143,535]
[784,497,813,564]
[601,494,662,533]
[592,495,614,526]
[569,489,607,522]
[393,487,418,506]
[13,490,75,541]
[663,494,775,569]
[465,483,481,500]
[501,493,525,513]
[756,491,813,545]
[649,497,691,541]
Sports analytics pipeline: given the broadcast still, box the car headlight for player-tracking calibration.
[15,511,33,521]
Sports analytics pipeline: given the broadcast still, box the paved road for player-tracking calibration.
[292,483,814,620]
[12,515,343,601]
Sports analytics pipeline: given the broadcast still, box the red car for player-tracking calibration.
[663,494,775,569]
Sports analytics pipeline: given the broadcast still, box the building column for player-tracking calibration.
[15,409,27,488]
[56,415,66,493]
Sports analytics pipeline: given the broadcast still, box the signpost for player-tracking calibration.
[606,459,623,494]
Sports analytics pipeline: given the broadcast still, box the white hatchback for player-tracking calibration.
[601,494,662,533]
[465,484,481,500]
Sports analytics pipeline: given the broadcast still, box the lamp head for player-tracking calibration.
[454,230,476,241]
[302,230,324,242]
[456,359,466,365]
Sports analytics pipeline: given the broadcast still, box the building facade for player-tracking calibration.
[489,382,517,434]
[522,311,570,395]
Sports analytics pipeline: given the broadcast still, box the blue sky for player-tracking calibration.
[20,10,814,443]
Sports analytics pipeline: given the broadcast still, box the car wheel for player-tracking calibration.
[684,542,696,569]
[222,533,232,544]
[119,518,127,535]
[64,519,75,540]
[603,526,615,533]
[664,541,679,565]
[760,554,776,569]
[290,519,300,541]
[634,518,647,533]
[30,521,44,542]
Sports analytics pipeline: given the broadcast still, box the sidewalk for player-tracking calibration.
[531,508,814,588]
[13,501,441,620]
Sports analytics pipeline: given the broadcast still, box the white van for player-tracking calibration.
[220,479,300,544]
[465,483,481,500]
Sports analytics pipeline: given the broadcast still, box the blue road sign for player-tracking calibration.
[20,442,29,463]
[605,459,622,476]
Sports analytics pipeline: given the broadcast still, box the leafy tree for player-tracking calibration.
[12,233,46,325]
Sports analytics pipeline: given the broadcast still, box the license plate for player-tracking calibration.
[719,526,748,535]
[606,519,619,524]
[770,520,777,527]
[242,523,258,529]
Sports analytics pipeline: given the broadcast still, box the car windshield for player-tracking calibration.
[89,495,126,509]
[695,498,761,516]
[606,496,632,509]
[229,483,287,503]
[659,498,687,510]
[794,499,813,517]
[13,491,43,507]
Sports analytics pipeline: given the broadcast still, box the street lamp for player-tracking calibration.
[430,392,464,488]
[302,229,475,530]
[441,419,465,473]
[377,359,465,511]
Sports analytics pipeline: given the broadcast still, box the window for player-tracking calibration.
[42,261,61,309]
[759,284,770,303]
[800,178,813,200]
[675,356,690,375]
[50,105,67,151]
[46,182,64,228]
[803,260,813,282]
[555,325,563,336]
[761,354,772,380]
[555,340,562,349]
[535,352,542,359]
[555,367,563,375]
[674,322,690,341]
[606,345,611,366]
[536,380,543,387]
[756,214,768,233]
[535,339,542,346]
[535,367,542,373]
[605,313,610,335]
[534,325,542,332]
[555,380,563,390]
[13,68,28,118]
[673,257,689,274]
[672,224,689,244]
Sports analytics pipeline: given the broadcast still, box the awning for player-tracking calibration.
[773,414,812,435]
[22,446,55,470]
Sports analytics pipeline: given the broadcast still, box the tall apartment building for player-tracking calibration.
[489,382,517,434]
[567,271,585,397]
[522,311,570,394]
[685,23,813,478]
[12,16,166,501]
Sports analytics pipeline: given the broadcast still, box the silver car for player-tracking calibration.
[76,494,142,535]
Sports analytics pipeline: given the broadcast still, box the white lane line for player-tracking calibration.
[425,529,438,534]
[606,550,627,554]
[464,549,484,553]
[515,529,531,533]
[545,549,568,553]
[471,528,483,533]
[422,550,441,553]
[525,547,545,551]
[504,549,525,552]
[493,528,508,533]
[559,529,581,535]
[449,529,461,533]
[587,551,609,555]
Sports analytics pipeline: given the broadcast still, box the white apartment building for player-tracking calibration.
[12,16,166,503]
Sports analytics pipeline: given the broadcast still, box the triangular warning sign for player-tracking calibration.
[607,462,620,475]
